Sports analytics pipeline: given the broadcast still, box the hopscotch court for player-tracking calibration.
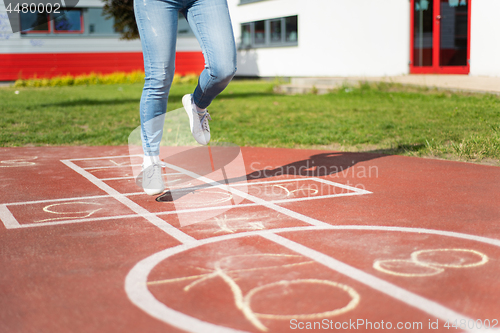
[1,147,499,333]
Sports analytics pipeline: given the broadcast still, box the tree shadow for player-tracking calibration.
[245,151,387,181]
[41,87,275,108]
[155,149,390,202]
[40,98,140,107]
[167,91,276,104]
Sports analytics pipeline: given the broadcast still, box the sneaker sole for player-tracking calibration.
[144,187,165,196]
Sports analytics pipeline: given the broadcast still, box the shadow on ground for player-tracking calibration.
[245,151,387,181]
[154,149,389,202]
[41,98,140,107]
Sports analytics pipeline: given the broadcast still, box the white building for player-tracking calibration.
[1,0,499,80]
[228,0,500,78]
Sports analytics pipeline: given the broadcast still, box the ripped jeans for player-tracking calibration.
[134,0,237,156]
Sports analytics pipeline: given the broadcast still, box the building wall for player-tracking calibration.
[0,0,202,55]
[0,0,203,80]
[470,0,500,77]
[2,0,497,79]
[229,0,411,77]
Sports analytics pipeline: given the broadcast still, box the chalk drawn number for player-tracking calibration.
[373,248,488,277]
[148,254,360,332]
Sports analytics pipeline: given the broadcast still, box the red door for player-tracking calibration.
[410,0,471,74]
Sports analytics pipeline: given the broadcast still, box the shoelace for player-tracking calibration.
[199,111,212,132]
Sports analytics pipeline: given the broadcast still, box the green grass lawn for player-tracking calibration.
[1,80,499,165]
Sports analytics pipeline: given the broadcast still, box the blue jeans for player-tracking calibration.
[134,0,237,156]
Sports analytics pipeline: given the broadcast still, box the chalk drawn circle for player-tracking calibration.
[35,202,104,223]
[175,189,233,206]
[126,226,500,333]
[411,248,488,268]
[0,157,37,167]
[373,259,444,277]
[245,279,360,320]
[43,202,103,215]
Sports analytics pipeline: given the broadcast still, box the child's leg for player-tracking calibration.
[134,0,181,157]
[184,0,237,109]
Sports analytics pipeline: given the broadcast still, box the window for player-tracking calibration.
[19,12,49,33]
[254,20,265,45]
[241,23,251,46]
[19,7,194,38]
[53,9,83,33]
[20,8,83,34]
[240,15,298,48]
[270,19,281,43]
[285,16,298,43]
[86,8,116,35]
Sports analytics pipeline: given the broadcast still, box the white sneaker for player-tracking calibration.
[182,94,211,145]
[141,163,165,196]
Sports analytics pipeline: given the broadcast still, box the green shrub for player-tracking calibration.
[12,71,197,88]
[179,73,198,85]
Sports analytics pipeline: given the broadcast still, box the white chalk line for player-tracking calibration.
[126,162,498,332]
[9,204,264,229]
[373,259,445,277]
[373,249,489,277]
[125,243,250,333]
[1,191,361,229]
[16,203,263,228]
[35,202,103,222]
[2,193,355,229]
[2,153,495,332]
[2,192,148,207]
[162,161,333,229]
[21,157,344,230]
[263,233,485,333]
[146,253,358,331]
[266,191,365,204]
[126,225,500,333]
[83,164,142,170]
[148,254,314,287]
[0,157,38,168]
[15,213,142,228]
[1,173,367,229]
[100,173,182,181]
[61,159,195,244]
[7,155,496,331]
[122,159,371,332]
[243,178,317,186]
[0,205,21,228]
[243,177,369,193]
[67,155,367,194]
[0,154,365,228]
[412,248,489,268]
[152,176,355,191]
[66,154,143,161]
[246,279,360,322]
[219,176,370,196]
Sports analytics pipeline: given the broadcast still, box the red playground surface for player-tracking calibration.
[1,146,499,333]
